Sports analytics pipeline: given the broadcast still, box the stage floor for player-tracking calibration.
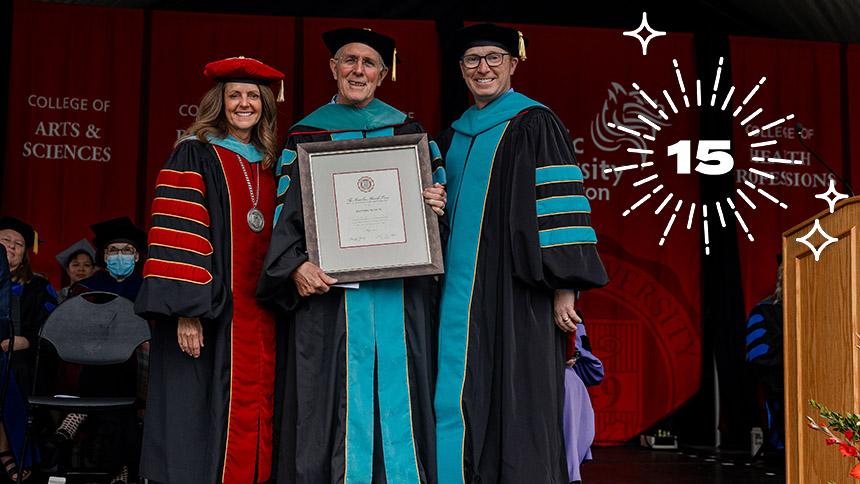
[580,446,785,483]
[32,446,786,483]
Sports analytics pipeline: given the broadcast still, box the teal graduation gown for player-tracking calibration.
[257,99,445,484]
[434,91,608,484]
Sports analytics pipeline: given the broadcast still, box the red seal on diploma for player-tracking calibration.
[357,176,375,193]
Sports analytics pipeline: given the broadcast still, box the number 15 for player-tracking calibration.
[668,140,734,175]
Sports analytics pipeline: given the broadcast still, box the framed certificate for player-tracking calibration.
[297,133,444,283]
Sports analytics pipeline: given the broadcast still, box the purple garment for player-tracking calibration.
[563,367,594,482]
[564,322,601,482]
[571,322,604,386]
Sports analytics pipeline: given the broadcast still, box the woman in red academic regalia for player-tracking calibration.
[134,57,284,484]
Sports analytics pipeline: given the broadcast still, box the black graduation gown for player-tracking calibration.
[434,92,608,484]
[135,138,276,484]
[257,100,443,484]
[2,275,58,469]
[8,276,58,396]
[0,251,8,324]
[75,269,143,303]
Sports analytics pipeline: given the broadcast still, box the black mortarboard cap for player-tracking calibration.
[90,217,146,253]
[453,23,528,60]
[0,216,36,252]
[323,27,399,81]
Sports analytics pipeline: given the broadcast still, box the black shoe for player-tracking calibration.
[40,432,72,473]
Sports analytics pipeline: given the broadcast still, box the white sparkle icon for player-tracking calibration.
[623,12,666,56]
[795,218,838,262]
[814,178,849,213]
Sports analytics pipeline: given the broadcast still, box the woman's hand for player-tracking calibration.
[177,317,204,358]
[292,262,338,297]
[0,336,29,352]
[423,183,447,216]
[553,289,581,333]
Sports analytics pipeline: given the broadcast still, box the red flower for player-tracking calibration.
[827,438,839,446]
[839,443,859,457]
[847,430,855,441]
[850,462,860,479]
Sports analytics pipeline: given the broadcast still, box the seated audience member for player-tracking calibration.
[72,217,145,300]
[54,239,96,303]
[564,319,604,484]
[745,256,784,453]
[0,216,59,482]
[0,241,8,328]
[0,249,15,477]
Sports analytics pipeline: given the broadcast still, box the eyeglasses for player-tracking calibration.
[105,246,136,256]
[336,55,383,70]
[0,237,24,249]
[461,52,510,69]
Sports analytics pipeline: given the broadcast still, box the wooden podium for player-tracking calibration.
[784,196,860,484]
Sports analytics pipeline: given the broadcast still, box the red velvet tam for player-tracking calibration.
[203,56,284,84]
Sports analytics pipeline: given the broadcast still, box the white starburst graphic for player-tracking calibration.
[795,218,838,262]
[605,56,796,255]
[814,178,849,214]
[623,12,666,56]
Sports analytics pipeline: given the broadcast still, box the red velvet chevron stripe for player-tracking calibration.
[151,197,210,227]
[155,169,206,196]
[143,258,212,285]
[148,226,213,255]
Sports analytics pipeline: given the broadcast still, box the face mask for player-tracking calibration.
[106,254,136,279]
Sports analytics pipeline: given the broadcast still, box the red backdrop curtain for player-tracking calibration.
[3,0,144,284]
[730,37,844,315]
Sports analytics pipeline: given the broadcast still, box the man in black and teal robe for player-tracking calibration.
[434,24,609,484]
[257,28,445,484]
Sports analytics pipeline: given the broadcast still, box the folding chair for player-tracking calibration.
[21,291,150,484]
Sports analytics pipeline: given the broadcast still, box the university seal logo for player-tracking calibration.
[590,81,671,160]
[357,175,375,193]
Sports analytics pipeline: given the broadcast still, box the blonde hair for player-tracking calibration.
[179,82,278,169]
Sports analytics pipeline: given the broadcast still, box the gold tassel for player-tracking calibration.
[33,230,38,255]
[277,79,285,103]
[392,48,397,82]
[518,31,527,61]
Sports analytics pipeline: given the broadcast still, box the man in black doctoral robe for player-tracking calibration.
[258,28,445,484]
[434,24,609,484]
